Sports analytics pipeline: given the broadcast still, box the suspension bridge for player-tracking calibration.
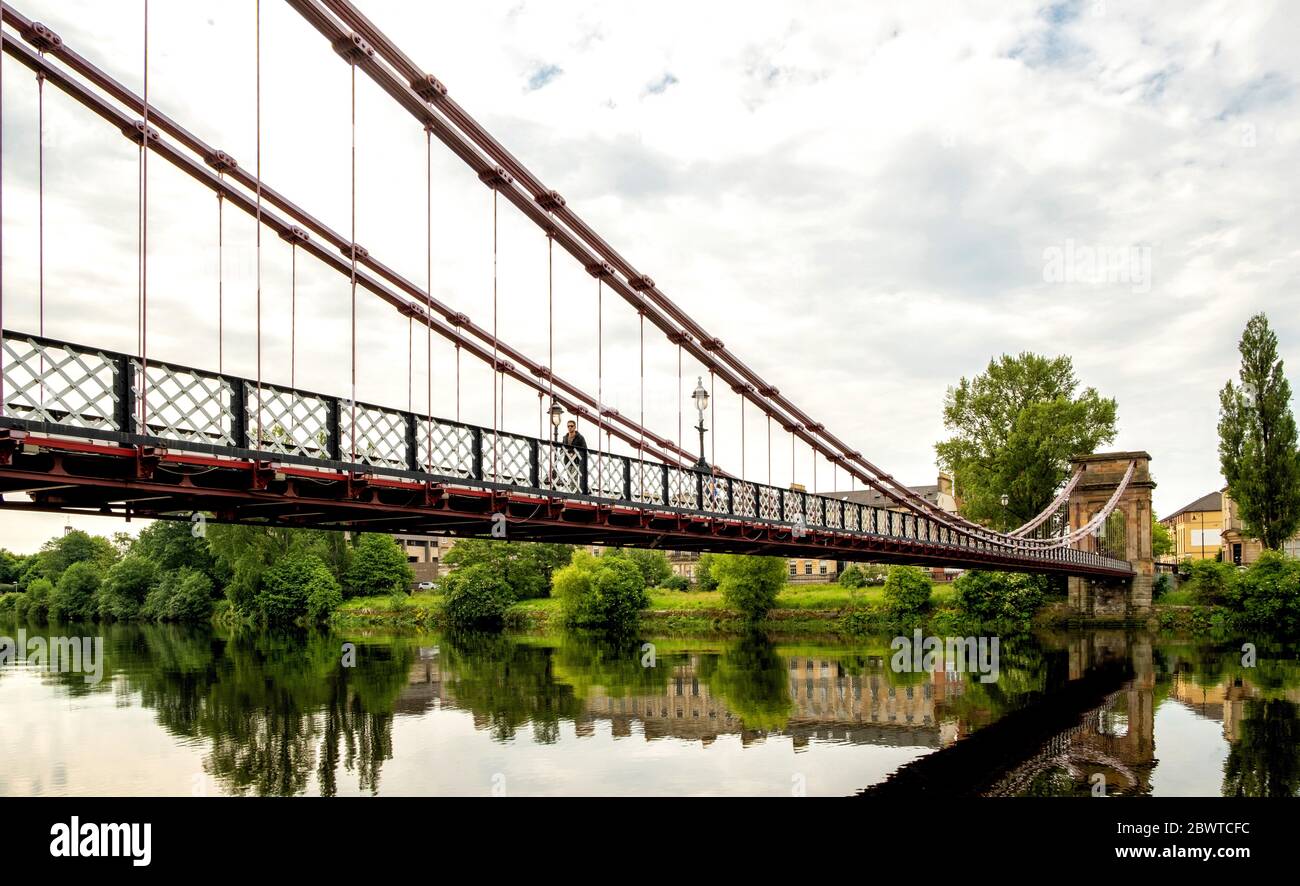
[0,1,1153,607]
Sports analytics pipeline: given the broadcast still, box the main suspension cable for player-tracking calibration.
[255,0,264,446]
[138,1,150,431]
[348,55,357,462]
[425,126,432,470]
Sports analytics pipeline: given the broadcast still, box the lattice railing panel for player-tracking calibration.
[824,498,842,530]
[418,420,474,478]
[667,467,697,510]
[784,492,805,526]
[732,481,757,518]
[539,442,582,493]
[702,476,729,514]
[631,461,665,506]
[248,385,330,458]
[134,360,235,446]
[843,503,859,532]
[758,486,781,521]
[589,452,625,499]
[805,495,823,527]
[1,336,118,430]
[341,404,407,469]
[482,432,532,485]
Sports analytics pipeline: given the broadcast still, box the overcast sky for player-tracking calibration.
[1,0,1298,553]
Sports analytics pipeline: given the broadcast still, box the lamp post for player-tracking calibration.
[548,401,563,444]
[692,376,710,471]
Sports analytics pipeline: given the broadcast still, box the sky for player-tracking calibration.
[0,0,1297,553]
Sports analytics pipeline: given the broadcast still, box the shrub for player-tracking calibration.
[1234,551,1300,633]
[345,534,414,598]
[0,592,16,616]
[253,554,340,624]
[838,565,867,589]
[553,550,649,630]
[882,566,932,616]
[142,569,217,622]
[96,554,158,621]
[14,578,54,622]
[48,561,103,622]
[1185,559,1239,607]
[1152,573,1171,600]
[615,549,672,588]
[695,553,719,591]
[442,539,572,600]
[714,554,786,620]
[661,574,690,591]
[952,570,1046,623]
[443,562,517,628]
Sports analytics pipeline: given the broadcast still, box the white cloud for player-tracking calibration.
[1,0,1298,550]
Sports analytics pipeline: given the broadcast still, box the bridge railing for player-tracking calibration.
[0,330,1133,574]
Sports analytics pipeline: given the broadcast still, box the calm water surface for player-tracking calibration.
[1,621,1297,796]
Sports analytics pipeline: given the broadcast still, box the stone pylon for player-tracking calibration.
[1066,451,1155,619]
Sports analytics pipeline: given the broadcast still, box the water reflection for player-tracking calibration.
[1,620,1298,796]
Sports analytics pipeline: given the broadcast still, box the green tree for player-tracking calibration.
[254,553,341,624]
[552,550,649,630]
[442,539,572,600]
[935,353,1117,530]
[207,525,338,612]
[1233,551,1300,634]
[883,566,933,616]
[96,554,158,620]
[14,577,54,622]
[0,549,27,585]
[443,562,517,628]
[1218,313,1300,551]
[612,548,673,588]
[345,534,414,598]
[695,553,719,591]
[952,570,1046,624]
[132,520,218,579]
[1151,515,1174,559]
[713,554,786,620]
[33,530,118,583]
[48,561,104,621]
[142,568,217,623]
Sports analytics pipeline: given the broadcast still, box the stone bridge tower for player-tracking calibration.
[1065,451,1155,619]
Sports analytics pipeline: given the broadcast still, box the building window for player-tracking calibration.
[804,562,812,575]
[819,561,827,575]
[788,562,797,576]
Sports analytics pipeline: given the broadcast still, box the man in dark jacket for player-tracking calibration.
[559,420,587,489]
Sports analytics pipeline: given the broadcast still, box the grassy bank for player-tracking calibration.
[331,582,1000,637]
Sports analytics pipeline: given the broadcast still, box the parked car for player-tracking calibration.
[415,581,438,591]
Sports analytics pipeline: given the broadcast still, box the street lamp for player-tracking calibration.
[999,493,1010,531]
[692,376,710,471]
[548,401,564,443]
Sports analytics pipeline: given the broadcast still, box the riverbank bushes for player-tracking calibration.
[443,563,517,627]
[0,523,415,627]
[952,571,1047,625]
[715,554,787,620]
[553,550,649,630]
[882,566,932,616]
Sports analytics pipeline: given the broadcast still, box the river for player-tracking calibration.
[1,622,1296,796]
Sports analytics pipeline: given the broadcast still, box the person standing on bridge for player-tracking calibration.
[562,419,588,451]
[560,419,588,490]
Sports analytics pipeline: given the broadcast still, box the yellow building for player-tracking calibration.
[1159,491,1223,562]
[1220,487,1300,566]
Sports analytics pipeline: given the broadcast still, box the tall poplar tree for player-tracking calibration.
[1219,313,1300,550]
